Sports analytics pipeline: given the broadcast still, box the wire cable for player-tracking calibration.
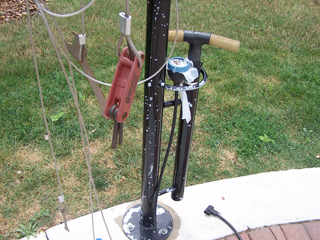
[54,45,113,87]
[29,0,180,239]
[81,0,85,34]
[204,205,242,240]
[35,0,180,86]
[138,0,179,84]
[124,0,143,66]
[36,0,96,18]
[155,91,178,197]
[26,0,69,232]
[115,0,142,65]
[32,1,112,239]
[116,0,180,84]
[47,10,97,240]
[126,35,143,67]
[36,0,179,87]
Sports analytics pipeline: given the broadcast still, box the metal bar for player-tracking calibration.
[141,0,171,230]
[65,32,108,119]
[164,99,182,108]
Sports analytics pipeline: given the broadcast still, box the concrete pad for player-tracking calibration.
[46,200,135,240]
[44,168,320,240]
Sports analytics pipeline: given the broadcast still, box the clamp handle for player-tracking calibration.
[168,30,240,52]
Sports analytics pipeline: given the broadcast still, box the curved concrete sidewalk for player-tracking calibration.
[25,167,320,240]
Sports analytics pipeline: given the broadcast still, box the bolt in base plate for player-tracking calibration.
[123,204,173,240]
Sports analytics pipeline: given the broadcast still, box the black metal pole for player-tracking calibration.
[141,0,171,228]
[122,1,173,239]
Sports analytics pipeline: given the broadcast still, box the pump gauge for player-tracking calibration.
[168,57,190,73]
[167,57,192,84]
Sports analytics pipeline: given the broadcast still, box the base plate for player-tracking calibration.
[123,204,173,240]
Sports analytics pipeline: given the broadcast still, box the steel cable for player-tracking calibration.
[28,0,181,238]
[26,0,70,232]
[35,0,180,87]
[30,1,112,238]
[37,0,95,18]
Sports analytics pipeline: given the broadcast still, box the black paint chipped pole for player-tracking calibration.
[122,1,173,239]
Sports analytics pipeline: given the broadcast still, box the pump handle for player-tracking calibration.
[168,30,240,52]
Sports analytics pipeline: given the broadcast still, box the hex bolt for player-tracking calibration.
[159,228,168,235]
[127,223,134,231]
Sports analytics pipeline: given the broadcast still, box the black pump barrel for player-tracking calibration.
[169,30,240,201]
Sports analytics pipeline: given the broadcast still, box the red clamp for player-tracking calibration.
[105,47,145,123]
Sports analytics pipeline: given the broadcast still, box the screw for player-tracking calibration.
[159,228,168,235]
[127,223,134,231]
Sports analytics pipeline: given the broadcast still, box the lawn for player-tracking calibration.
[0,0,319,239]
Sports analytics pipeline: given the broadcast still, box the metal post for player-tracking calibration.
[141,0,171,227]
[122,1,173,239]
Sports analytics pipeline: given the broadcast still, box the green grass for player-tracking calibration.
[1,0,320,238]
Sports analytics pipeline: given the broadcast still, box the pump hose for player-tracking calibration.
[155,91,178,196]
[204,205,242,240]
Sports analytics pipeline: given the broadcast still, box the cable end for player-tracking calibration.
[119,12,131,35]
[204,205,220,216]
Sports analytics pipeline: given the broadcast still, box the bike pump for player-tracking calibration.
[122,1,240,240]
[168,30,240,201]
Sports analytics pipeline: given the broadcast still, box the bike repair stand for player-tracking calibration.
[122,1,240,239]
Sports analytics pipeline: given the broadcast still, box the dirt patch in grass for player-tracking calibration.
[0,199,42,237]
[15,146,44,163]
[88,139,117,168]
[20,201,42,220]
[89,139,106,155]
[217,147,242,175]
[106,158,116,169]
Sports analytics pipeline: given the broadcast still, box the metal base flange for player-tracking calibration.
[123,204,173,240]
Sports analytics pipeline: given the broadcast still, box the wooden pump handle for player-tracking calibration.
[209,34,240,52]
[168,30,185,42]
[168,30,240,52]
